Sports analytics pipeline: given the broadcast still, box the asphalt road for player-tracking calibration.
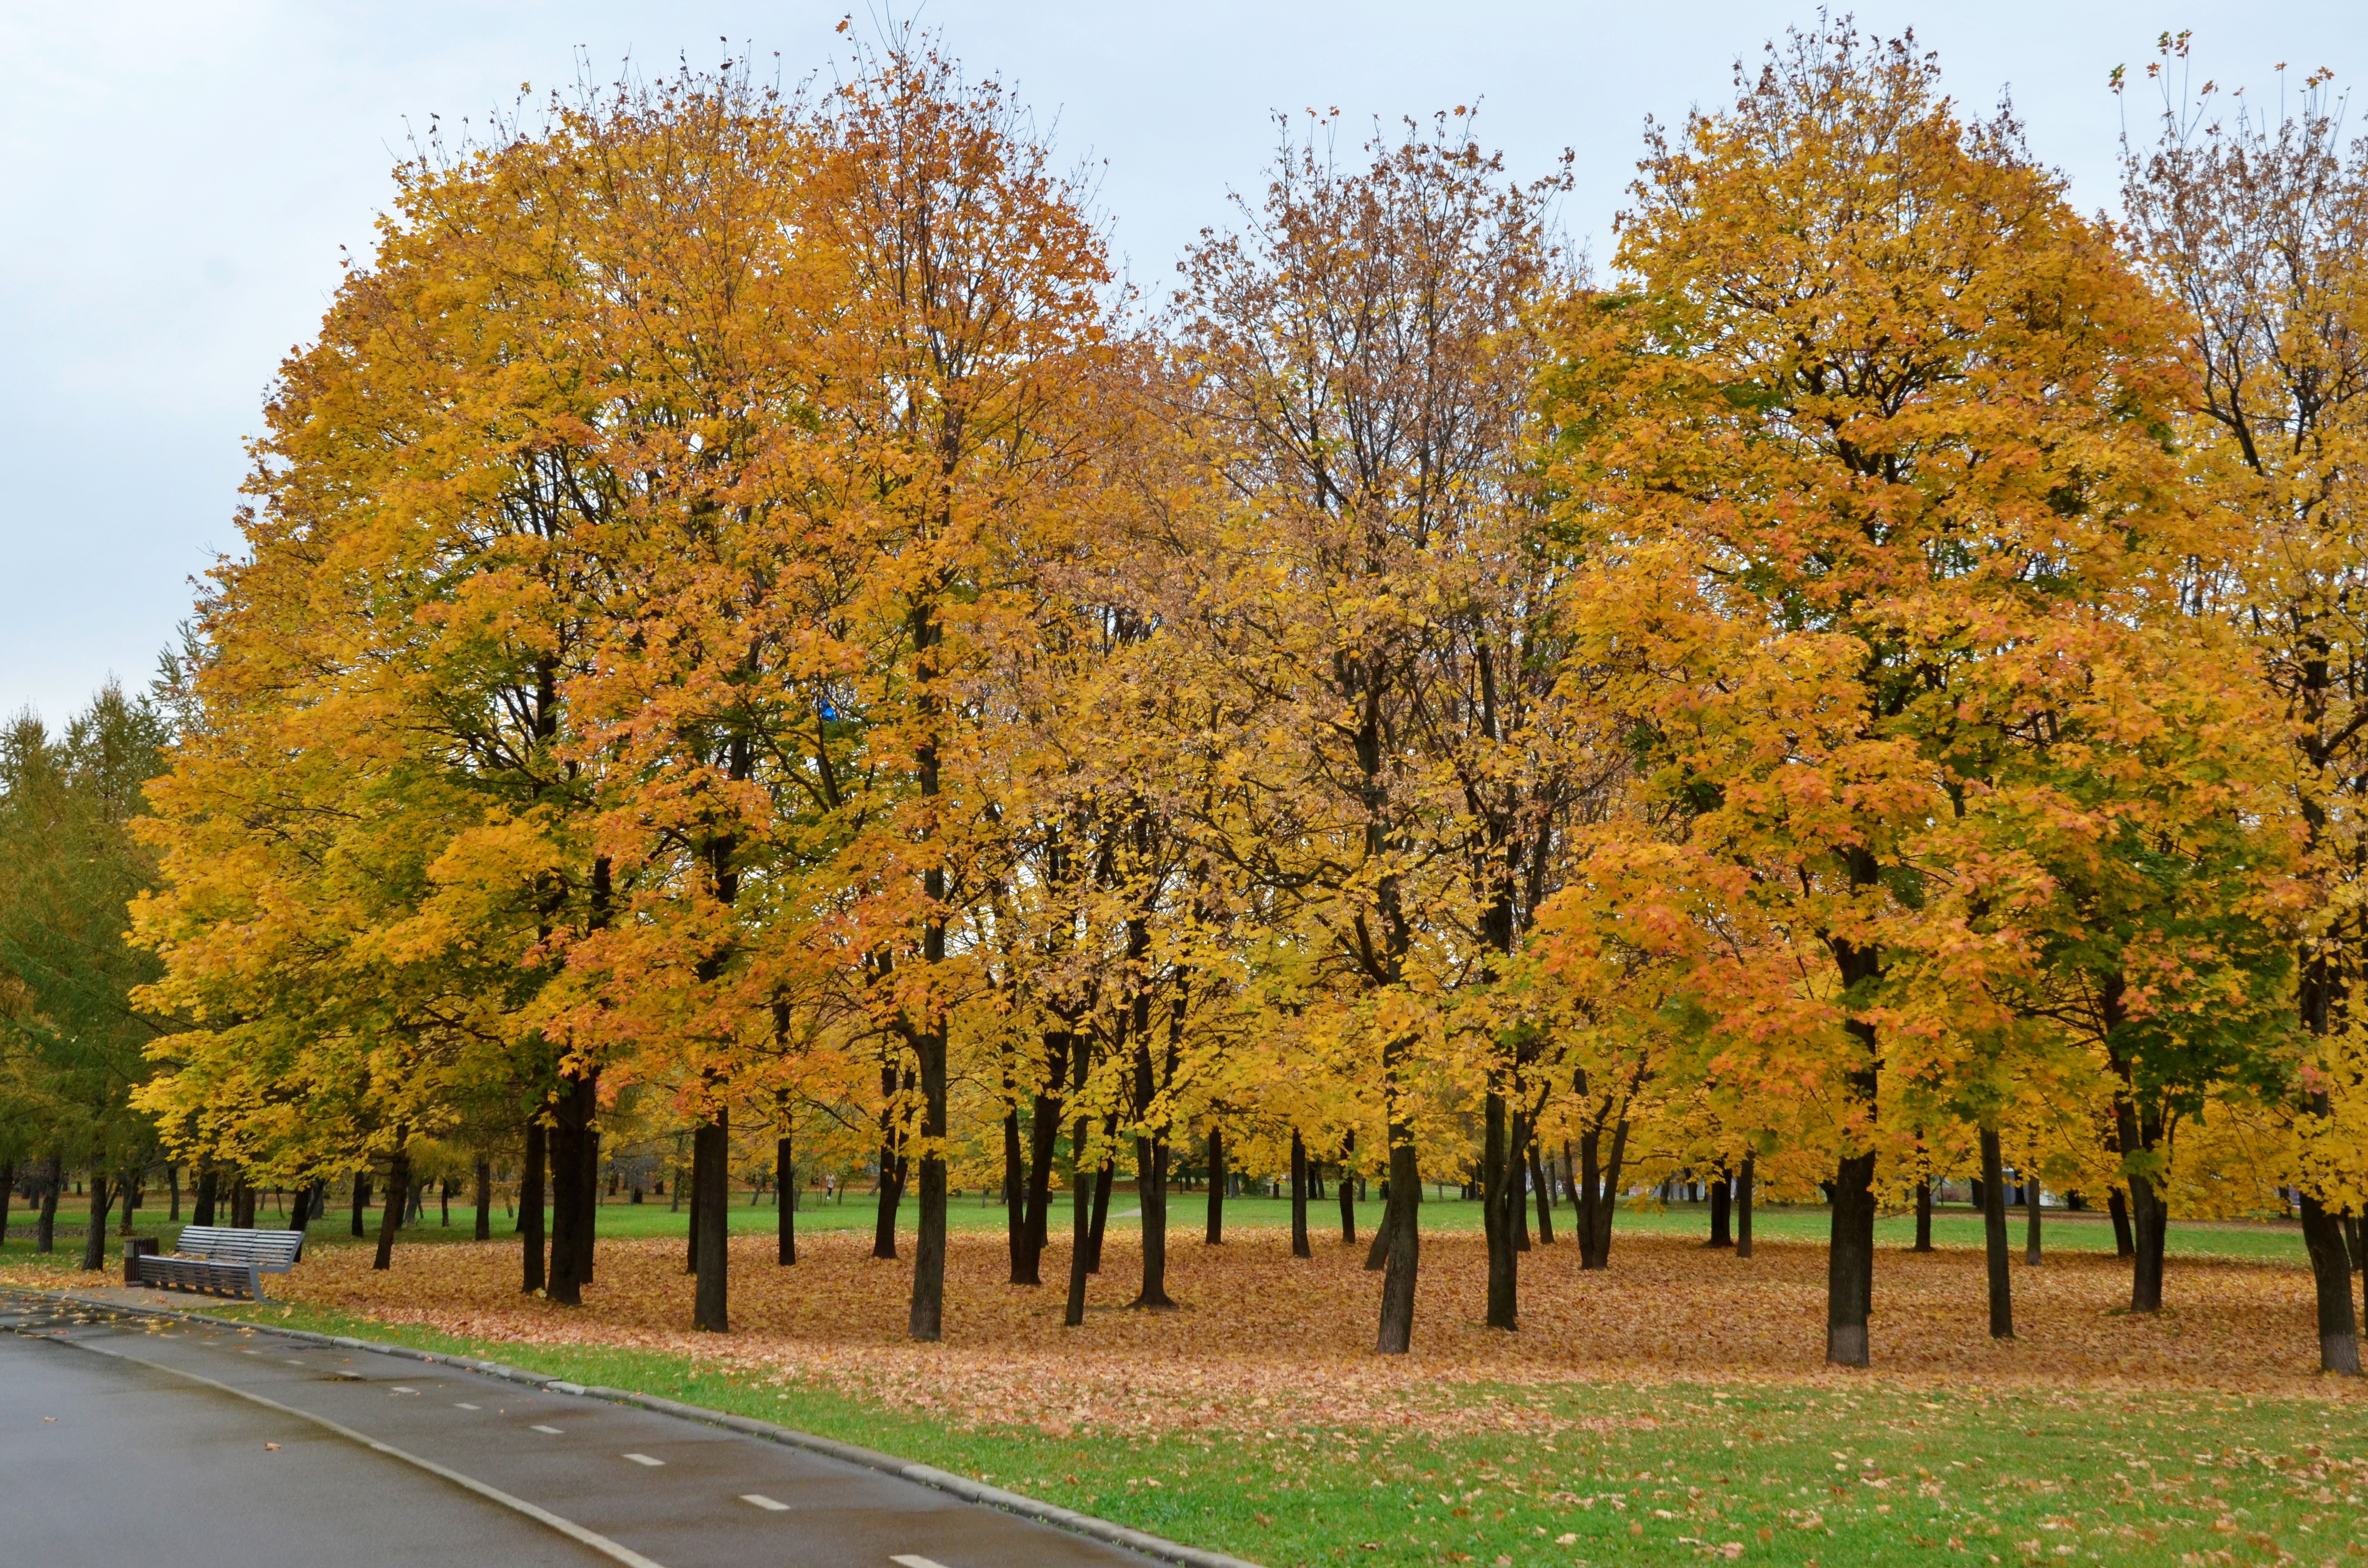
[0,1291,1164,1568]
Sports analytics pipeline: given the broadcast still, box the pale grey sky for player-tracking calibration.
[4,2,2359,724]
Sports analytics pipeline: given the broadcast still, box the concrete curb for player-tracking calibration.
[10,1286,1263,1568]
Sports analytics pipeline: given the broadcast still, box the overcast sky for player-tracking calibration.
[4,2,2359,725]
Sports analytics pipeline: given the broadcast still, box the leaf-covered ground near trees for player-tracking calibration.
[10,1223,2366,1564]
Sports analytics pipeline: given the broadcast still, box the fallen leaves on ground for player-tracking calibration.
[202,1225,2368,1438]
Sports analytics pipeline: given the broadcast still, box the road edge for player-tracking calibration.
[11,1285,1264,1568]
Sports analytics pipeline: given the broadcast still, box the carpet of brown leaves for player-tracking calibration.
[216,1226,2368,1438]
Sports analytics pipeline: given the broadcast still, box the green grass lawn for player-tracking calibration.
[1,1188,2312,1273]
[153,1297,2368,1568]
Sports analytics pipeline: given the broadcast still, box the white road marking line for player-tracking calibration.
[392,1386,419,1395]
[891,1556,952,1568]
[740,1494,789,1511]
[532,1424,563,1434]
[49,1339,670,1568]
[455,1402,481,1410]
[285,1360,306,1367]
[622,1452,665,1467]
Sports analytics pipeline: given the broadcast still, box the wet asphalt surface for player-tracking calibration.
[0,1289,1163,1568]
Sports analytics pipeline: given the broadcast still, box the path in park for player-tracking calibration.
[0,1289,1165,1568]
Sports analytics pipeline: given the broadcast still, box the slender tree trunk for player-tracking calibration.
[2108,1187,2134,1257]
[1480,1093,1516,1328]
[1375,1120,1421,1354]
[1707,1166,1732,1248]
[1913,1180,1934,1251]
[1086,1132,1115,1274]
[1204,1123,1226,1246]
[232,1179,255,1229]
[346,1172,364,1238]
[2114,1094,2168,1312]
[693,1111,728,1332]
[167,1163,178,1223]
[35,1154,60,1253]
[194,1161,218,1229]
[1001,1077,1026,1280]
[286,1180,316,1237]
[1510,1119,1531,1254]
[777,1127,797,1268]
[685,1145,703,1275]
[1063,1090,1095,1329]
[872,1064,907,1261]
[372,1150,408,1271]
[117,1172,136,1237]
[79,1175,111,1271]
[580,1127,598,1286]
[1528,1142,1552,1246]
[1576,1121,1605,1268]
[1980,1127,2012,1339]
[1342,1131,1361,1245]
[474,1159,492,1242]
[2024,1173,2043,1267]
[0,1160,12,1249]
[1017,1032,1067,1283]
[520,1120,546,1293]
[2300,1189,2361,1374]
[1132,1133,1174,1309]
[1289,1129,1312,1260]
[1735,1152,1755,1259]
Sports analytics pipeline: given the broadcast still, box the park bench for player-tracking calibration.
[127,1225,304,1300]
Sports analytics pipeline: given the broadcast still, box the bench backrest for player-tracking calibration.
[174,1225,305,1270]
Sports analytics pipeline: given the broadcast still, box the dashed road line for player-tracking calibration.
[622,1453,664,1467]
[890,1555,953,1568]
[531,1424,563,1434]
[455,1402,481,1410]
[740,1494,789,1512]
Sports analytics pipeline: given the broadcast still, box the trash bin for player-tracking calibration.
[123,1235,161,1285]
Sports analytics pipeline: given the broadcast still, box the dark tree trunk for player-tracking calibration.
[1204,1123,1225,1246]
[231,1179,256,1229]
[1062,1092,1094,1328]
[1735,1152,1755,1259]
[2299,1189,2361,1375]
[1086,1134,1115,1274]
[1707,1167,1732,1248]
[474,1158,492,1242]
[118,1172,136,1237]
[1001,1084,1026,1279]
[1980,1127,2013,1339]
[2024,1173,2043,1267]
[1343,1132,1362,1245]
[1527,1142,1552,1246]
[548,1073,596,1305]
[167,1163,179,1222]
[1375,1126,1421,1354]
[0,1160,12,1248]
[1289,1129,1311,1260]
[580,1127,598,1285]
[693,1112,729,1332]
[79,1174,111,1270]
[1577,1113,1631,1269]
[1825,1146,1877,1367]
[286,1180,316,1237]
[1132,1133,1174,1310]
[2343,1212,2363,1276]
[520,1120,546,1293]
[1510,1117,1531,1255]
[372,1150,408,1271]
[35,1154,60,1253]
[1480,1093,1517,1328]
[2108,1187,2134,1257]
[777,1129,796,1267]
[2116,1107,2168,1312]
[1912,1180,1933,1251]
[872,1066,908,1261]
[1017,1032,1068,1283]
[345,1171,363,1238]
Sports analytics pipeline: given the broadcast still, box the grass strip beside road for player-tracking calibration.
[148,1297,2366,1568]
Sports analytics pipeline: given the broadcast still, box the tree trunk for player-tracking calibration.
[2343,1212,2363,1277]
[35,1154,60,1253]
[2115,1101,2168,1313]
[1132,1132,1174,1309]
[1707,1166,1732,1248]
[1289,1128,1312,1260]
[232,1179,256,1229]
[1825,1146,1877,1367]
[2299,1189,2361,1375]
[872,1067,908,1261]
[167,1163,178,1223]
[693,1112,728,1332]
[1980,1127,2012,1339]
[1017,1032,1068,1283]
[1913,1180,1933,1251]
[548,1073,596,1305]
[1342,1131,1362,1245]
[79,1174,111,1270]
[1204,1123,1225,1246]
[580,1127,599,1285]
[0,1160,12,1249]
[474,1159,492,1242]
[1480,1092,1517,1329]
[1086,1135,1115,1274]
[2108,1186,2134,1257]
[1510,1119,1531,1255]
[372,1150,408,1271]
[118,1172,137,1237]
[2024,1173,2043,1267]
[1375,1125,1421,1354]
[777,1129,797,1267]
[1577,1113,1631,1269]
[520,1120,546,1293]
[1001,1087,1026,1280]
[1528,1142,1552,1246]
[347,1172,365,1238]
[194,1161,218,1229]
[1063,1103,1094,1328]
[286,1180,316,1237]
[1735,1152,1755,1259]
